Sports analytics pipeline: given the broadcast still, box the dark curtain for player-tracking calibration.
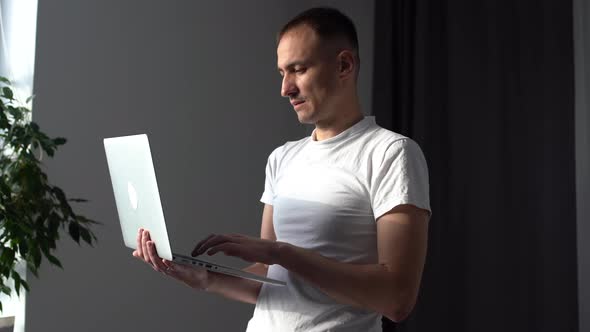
[373,1,579,331]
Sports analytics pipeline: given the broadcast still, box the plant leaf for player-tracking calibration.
[31,245,41,268]
[46,254,62,269]
[27,262,38,278]
[53,137,67,145]
[18,241,29,257]
[79,227,92,245]
[20,279,30,292]
[68,198,88,203]
[68,222,80,243]
[12,271,21,296]
[1,87,13,100]
[0,284,11,296]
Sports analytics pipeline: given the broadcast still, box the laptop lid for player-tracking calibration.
[103,134,174,261]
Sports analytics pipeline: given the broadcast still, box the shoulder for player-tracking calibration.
[372,127,408,148]
[363,125,424,166]
[266,136,310,164]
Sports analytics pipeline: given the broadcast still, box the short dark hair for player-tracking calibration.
[278,7,360,60]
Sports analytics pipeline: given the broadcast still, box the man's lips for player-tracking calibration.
[291,100,305,107]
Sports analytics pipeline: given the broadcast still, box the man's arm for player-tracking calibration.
[195,204,429,322]
[137,204,277,305]
[278,204,429,321]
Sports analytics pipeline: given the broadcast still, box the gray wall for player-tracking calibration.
[26,1,374,331]
[574,0,590,331]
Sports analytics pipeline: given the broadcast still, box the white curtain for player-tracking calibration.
[0,0,37,104]
[0,1,38,332]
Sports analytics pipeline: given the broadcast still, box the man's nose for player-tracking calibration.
[281,74,298,98]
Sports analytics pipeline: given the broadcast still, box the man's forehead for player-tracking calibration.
[277,26,321,67]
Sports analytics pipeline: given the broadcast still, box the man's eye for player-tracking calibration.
[295,68,307,73]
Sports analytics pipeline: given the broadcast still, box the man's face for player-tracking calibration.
[277,25,340,124]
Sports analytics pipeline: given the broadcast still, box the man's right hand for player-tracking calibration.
[132,228,211,290]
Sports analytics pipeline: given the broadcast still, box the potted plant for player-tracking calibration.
[0,76,98,311]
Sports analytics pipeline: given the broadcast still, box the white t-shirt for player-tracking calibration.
[245,116,430,332]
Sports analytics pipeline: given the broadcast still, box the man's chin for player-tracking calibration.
[295,110,316,124]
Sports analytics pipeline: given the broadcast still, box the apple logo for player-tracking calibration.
[127,181,139,210]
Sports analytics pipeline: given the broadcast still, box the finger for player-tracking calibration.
[162,260,191,275]
[207,243,240,257]
[193,234,249,256]
[192,234,216,256]
[135,228,143,258]
[160,259,178,277]
[147,241,167,272]
[146,241,160,271]
[162,259,175,271]
[162,260,193,279]
[141,230,150,262]
[162,260,211,290]
[227,233,245,238]
[192,234,248,255]
[140,230,148,261]
[194,234,234,256]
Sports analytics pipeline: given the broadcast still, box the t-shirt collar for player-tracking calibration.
[310,116,375,146]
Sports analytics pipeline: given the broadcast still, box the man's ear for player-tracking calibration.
[337,50,356,79]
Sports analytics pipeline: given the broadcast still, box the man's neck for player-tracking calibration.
[313,109,365,141]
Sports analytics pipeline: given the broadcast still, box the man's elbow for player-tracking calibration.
[383,291,417,323]
[384,303,414,323]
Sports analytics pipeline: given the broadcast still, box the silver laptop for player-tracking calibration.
[103,134,285,286]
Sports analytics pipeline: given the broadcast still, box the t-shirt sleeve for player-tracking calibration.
[260,148,278,205]
[371,138,431,220]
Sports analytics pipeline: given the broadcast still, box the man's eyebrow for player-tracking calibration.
[277,61,307,71]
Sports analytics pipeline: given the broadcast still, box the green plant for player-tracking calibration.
[0,76,98,311]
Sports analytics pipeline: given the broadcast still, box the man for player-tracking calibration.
[134,7,431,331]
